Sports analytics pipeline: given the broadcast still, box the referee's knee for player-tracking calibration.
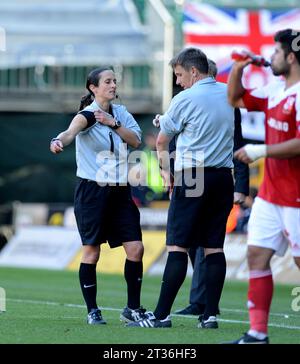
[81,245,100,264]
[123,241,144,261]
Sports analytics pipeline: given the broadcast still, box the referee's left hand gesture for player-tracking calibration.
[94,110,115,127]
[160,168,171,191]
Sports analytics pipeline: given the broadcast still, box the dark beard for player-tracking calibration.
[272,63,290,77]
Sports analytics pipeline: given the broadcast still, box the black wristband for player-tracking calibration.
[51,138,60,144]
[111,120,121,129]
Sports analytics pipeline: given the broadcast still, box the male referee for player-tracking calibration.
[127,47,235,329]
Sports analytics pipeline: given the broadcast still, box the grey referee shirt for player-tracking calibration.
[159,77,234,171]
[76,101,141,183]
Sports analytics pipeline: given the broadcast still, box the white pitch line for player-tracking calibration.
[220,307,300,319]
[172,314,300,330]
[218,318,300,330]
[8,298,299,319]
[6,298,300,331]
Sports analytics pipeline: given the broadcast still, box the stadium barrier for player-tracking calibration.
[0,203,298,284]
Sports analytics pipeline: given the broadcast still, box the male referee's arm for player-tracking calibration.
[156,131,172,188]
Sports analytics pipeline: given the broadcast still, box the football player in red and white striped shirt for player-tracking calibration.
[227,28,300,344]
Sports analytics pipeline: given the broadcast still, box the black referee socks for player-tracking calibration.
[154,251,188,320]
[79,263,98,313]
[124,259,143,310]
[203,252,226,320]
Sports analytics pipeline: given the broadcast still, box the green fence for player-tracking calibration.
[0,65,151,91]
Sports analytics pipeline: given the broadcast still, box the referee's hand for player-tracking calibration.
[94,110,115,127]
[160,169,171,190]
[50,139,64,154]
[234,192,246,205]
[153,114,161,128]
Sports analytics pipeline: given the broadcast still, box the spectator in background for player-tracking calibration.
[130,132,167,206]
[50,67,148,326]
[227,28,300,344]
[142,132,166,199]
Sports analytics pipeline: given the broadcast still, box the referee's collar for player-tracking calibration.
[193,76,216,87]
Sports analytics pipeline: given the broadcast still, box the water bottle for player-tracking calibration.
[231,50,270,67]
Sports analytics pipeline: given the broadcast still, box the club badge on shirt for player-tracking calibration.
[283,95,296,115]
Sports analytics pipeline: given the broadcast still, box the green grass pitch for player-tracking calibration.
[0,267,299,344]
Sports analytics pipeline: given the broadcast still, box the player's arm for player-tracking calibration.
[234,138,300,164]
[266,138,300,158]
[50,114,88,154]
[227,60,252,108]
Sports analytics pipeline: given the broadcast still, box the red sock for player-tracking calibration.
[247,270,273,334]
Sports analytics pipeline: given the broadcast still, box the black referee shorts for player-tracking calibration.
[166,167,233,249]
[74,178,142,247]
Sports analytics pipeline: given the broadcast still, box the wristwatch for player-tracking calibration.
[112,120,121,129]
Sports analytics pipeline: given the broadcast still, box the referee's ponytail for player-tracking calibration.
[78,66,114,111]
[79,92,94,111]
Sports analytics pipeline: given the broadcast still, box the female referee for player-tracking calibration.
[50,67,146,325]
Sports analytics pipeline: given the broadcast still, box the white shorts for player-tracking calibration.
[248,197,300,257]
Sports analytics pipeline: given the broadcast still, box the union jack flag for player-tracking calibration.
[183,2,300,85]
[183,2,300,140]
